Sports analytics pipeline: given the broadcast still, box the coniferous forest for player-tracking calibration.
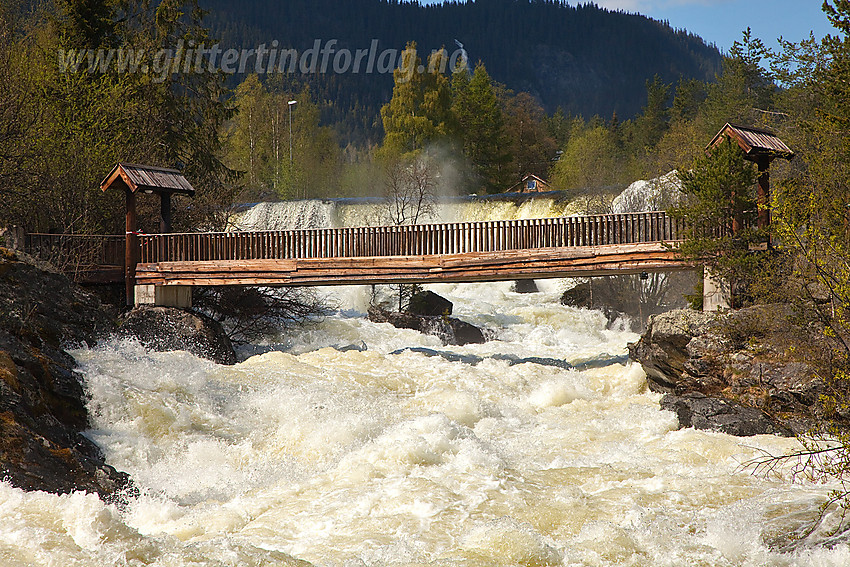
[201,0,722,145]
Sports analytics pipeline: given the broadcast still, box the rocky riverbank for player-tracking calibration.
[629,305,827,436]
[0,247,238,499]
[0,248,129,497]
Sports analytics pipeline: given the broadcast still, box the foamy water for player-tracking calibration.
[232,195,578,231]
[231,171,682,233]
[1,282,847,566]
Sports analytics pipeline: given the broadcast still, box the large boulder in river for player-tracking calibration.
[407,290,453,317]
[627,308,718,393]
[629,305,826,435]
[368,305,486,346]
[512,279,539,294]
[0,247,129,498]
[118,306,237,365]
[560,282,594,308]
[444,317,487,346]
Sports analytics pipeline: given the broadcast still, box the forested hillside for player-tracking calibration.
[201,0,722,144]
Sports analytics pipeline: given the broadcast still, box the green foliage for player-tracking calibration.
[380,43,453,158]
[223,75,340,200]
[673,138,762,289]
[677,139,758,237]
[451,64,509,193]
[502,91,558,183]
[700,28,775,131]
[380,57,557,196]
[670,77,707,123]
[56,0,115,49]
[0,0,237,234]
[550,123,625,198]
[684,277,704,311]
[631,75,671,152]
[766,0,850,370]
[545,107,575,150]
[227,74,268,190]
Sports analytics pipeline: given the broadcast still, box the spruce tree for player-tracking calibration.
[451,63,509,193]
[673,137,759,287]
[380,42,453,157]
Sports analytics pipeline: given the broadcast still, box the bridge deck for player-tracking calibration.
[22,212,695,288]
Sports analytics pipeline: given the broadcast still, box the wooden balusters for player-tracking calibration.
[131,211,685,266]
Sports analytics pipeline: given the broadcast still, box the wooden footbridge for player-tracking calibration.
[18,123,795,311]
[21,211,694,307]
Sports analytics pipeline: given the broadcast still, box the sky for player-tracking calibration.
[594,0,836,54]
[422,1,837,54]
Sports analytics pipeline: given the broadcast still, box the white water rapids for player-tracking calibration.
[2,193,849,565]
[1,281,848,566]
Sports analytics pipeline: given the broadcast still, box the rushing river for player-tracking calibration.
[1,280,848,566]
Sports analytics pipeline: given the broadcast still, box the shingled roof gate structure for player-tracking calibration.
[707,123,794,232]
[100,163,196,304]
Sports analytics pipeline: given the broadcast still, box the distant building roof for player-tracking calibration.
[100,163,195,196]
[506,173,552,193]
[707,123,794,161]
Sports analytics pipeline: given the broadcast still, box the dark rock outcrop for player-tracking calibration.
[445,317,487,346]
[661,393,792,437]
[118,306,237,365]
[0,249,115,347]
[407,290,453,317]
[560,281,630,329]
[560,282,594,307]
[0,248,129,498]
[368,305,486,346]
[629,305,823,436]
[512,279,539,294]
[628,308,718,393]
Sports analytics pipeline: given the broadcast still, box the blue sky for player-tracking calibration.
[599,0,836,53]
[422,1,837,54]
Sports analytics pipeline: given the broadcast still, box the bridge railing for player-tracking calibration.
[138,212,685,264]
[23,233,125,272]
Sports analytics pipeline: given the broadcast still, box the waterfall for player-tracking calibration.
[611,170,683,213]
[232,200,338,231]
[232,192,577,231]
[232,172,683,233]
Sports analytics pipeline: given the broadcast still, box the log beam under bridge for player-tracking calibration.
[134,243,690,288]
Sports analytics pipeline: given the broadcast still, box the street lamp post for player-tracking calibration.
[288,100,297,197]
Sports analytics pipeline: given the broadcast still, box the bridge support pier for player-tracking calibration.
[135,285,192,309]
[703,269,731,312]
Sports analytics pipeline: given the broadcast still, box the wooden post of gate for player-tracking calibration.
[124,187,138,306]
